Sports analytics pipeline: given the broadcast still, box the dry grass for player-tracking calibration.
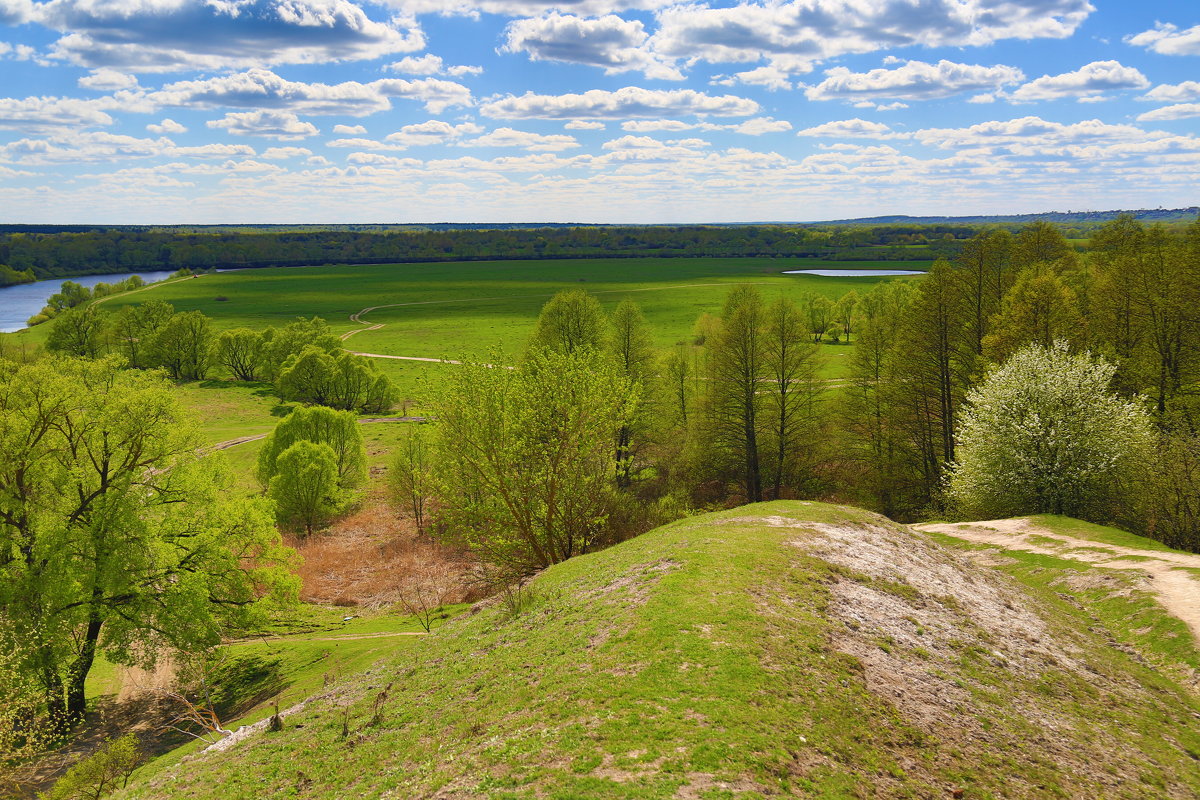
[286,501,476,608]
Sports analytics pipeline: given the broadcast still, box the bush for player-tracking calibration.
[41,734,139,800]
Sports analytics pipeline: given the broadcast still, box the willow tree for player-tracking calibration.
[0,356,296,729]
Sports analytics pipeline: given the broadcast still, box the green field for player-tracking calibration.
[85,258,923,361]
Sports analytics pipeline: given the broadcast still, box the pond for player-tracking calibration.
[782,269,926,277]
[0,271,176,333]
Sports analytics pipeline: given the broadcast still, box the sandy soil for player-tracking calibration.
[915,518,1200,644]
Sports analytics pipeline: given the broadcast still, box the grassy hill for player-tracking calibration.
[113,502,1200,799]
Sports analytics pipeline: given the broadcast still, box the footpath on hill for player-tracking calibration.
[916,518,1200,643]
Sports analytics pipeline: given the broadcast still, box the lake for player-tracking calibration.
[0,270,176,333]
[782,269,926,277]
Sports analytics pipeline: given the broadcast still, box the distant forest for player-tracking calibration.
[2,211,1197,281]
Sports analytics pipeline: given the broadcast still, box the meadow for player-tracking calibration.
[24,257,923,418]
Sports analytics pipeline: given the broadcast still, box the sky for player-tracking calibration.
[0,0,1197,224]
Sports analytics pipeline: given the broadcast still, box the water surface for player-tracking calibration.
[0,270,175,333]
[782,269,925,277]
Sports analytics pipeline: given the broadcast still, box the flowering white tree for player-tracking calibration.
[949,342,1153,520]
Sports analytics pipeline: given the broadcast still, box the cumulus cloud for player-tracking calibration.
[796,119,903,139]
[261,146,313,160]
[462,127,580,151]
[652,0,1092,71]
[712,64,801,91]
[77,68,137,91]
[333,123,367,135]
[0,96,114,131]
[502,13,680,80]
[384,54,481,77]
[206,110,319,140]
[565,120,605,130]
[1126,23,1200,56]
[34,0,426,72]
[146,118,187,134]
[1011,60,1148,102]
[805,59,1024,102]
[0,0,34,25]
[0,130,261,164]
[1137,104,1200,123]
[1143,82,1200,104]
[619,116,790,135]
[0,40,37,60]
[480,86,759,119]
[915,116,1157,150]
[386,120,484,146]
[151,69,472,116]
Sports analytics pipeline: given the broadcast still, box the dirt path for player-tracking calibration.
[915,519,1200,643]
[226,630,428,646]
[208,416,427,451]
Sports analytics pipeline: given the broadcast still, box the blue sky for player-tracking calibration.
[0,0,1197,223]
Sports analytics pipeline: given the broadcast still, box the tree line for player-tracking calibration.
[45,302,397,413]
[0,224,988,280]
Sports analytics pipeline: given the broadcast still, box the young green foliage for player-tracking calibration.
[257,405,367,492]
[269,441,342,536]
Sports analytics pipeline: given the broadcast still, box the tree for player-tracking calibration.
[949,342,1153,521]
[430,347,634,575]
[982,269,1082,362]
[954,229,1012,356]
[702,285,766,502]
[269,442,342,536]
[526,289,607,356]
[390,425,432,533]
[762,296,822,499]
[46,305,109,358]
[112,300,174,369]
[146,311,213,381]
[41,733,139,800]
[608,299,654,485]
[260,317,341,382]
[215,328,265,381]
[801,293,833,343]
[0,356,296,728]
[257,405,367,492]
[833,290,859,342]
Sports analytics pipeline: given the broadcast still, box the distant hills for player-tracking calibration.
[810,207,1200,225]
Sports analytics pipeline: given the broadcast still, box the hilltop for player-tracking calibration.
[114,502,1200,800]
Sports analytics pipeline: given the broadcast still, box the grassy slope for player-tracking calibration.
[118,502,1200,800]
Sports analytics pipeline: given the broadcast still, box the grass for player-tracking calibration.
[49,257,920,365]
[1024,514,1185,554]
[114,502,1200,800]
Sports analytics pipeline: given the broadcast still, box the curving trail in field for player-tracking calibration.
[915,518,1200,644]
[209,416,427,451]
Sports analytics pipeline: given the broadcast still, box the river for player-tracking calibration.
[0,271,176,333]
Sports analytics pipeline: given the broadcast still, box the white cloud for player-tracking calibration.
[1011,60,1148,102]
[77,68,137,91]
[480,86,759,119]
[968,93,996,104]
[147,118,187,134]
[502,13,680,80]
[1126,23,1200,56]
[333,123,367,135]
[796,119,902,139]
[712,65,798,91]
[151,69,472,116]
[462,127,580,152]
[565,120,605,130]
[0,96,114,131]
[35,0,426,72]
[915,116,1159,151]
[0,1,34,26]
[206,110,319,140]
[261,147,313,160]
[0,41,36,60]
[619,116,789,135]
[805,59,1024,102]
[1143,82,1200,104]
[652,0,1092,71]
[1137,104,1200,123]
[0,130,260,164]
[385,54,482,77]
[386,120,483,146]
